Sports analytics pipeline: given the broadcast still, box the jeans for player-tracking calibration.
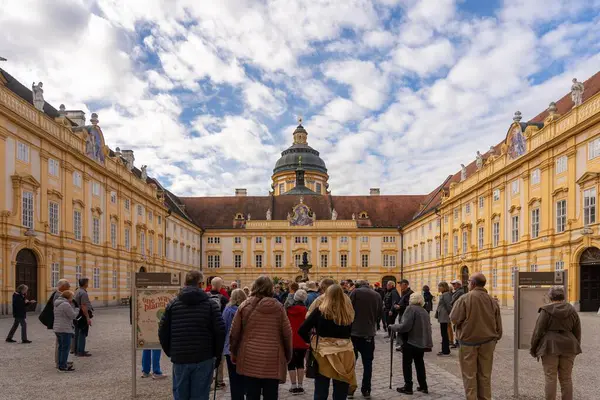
[7,318,27,341]
[55,332,72,369]
[402,343,427,390]
[352,336,374,393]
[142,349,163,375]
[314,372,349,400]
[173,359,214,400]
[226,355,245,400]
[75,326,88,354]
[244,376,279,400]
[440,323,450,354]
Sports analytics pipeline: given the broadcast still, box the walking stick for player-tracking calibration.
[213,363,218,400]
[389,327,394,389]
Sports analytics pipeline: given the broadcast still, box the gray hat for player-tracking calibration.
[294,289,308,303]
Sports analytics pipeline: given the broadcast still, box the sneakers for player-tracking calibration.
[141,373,151,378]
[361,389,371,398]
[417,387,429,394]
[216,382,226,390]
[5,338,16,343]
[152,373,167,380]
[22,340,32,344]
[76,352,92,357]
[59,366,75,372]
[396,386,413,395]
[395,345,403,352]
[437,352,451,357]
[289,387,304,395]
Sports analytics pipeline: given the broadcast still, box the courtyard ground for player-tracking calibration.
[0,307,598,400]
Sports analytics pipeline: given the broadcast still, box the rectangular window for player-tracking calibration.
[17,142,30,162]
[279,183,285,194]
[51,263,60,288]
[295,254,302,267]
[255,237,263,244]
[531,208,540,239]
[157,215,162,225]
[435,239,441,258]
[275,236,282,244]
[158,239,163,257]
[511,180,519,195]
[93,267,100,289]
[340,253,348,268]
[124,199,130,211]
[320,236,328,243]
[556,156,567,174]
[511,266,519,288]
[361,254,369,267]
[92,217,100,245]
[383,254,396,267]
[531,169,541,185]
[413,246,418,262]
[444,214,449,224]
[361,236,369,243]
[73,172,82,188]
[530,264,538,272]
[149,236,154,255]
[75,265,82,284]
[465,203,471,215]
[110,191,117,204]
[454,208,459,220]
[207,237,221,244]
[437,218,441,227]
[427,242,432,260]
[316,182,322,193]
[443,238,448,256]
[320,254,328,268]
[275,254,282,268]
[492,222,500,247]
[462,231,468,254]
[214,254,220,268]
[584,188,596,226]
[479,196,485,209]
[49,201,59,235]
[478,226,484,249]
[234,236,241,244]
[110,223,117,248]
[421,226,425,236]
[383,236,396,243]
[556,200,567,233]
[125,228,130,251]
[92,181,100,196]
[421,245,424,262]
[453,235,458,254]
[428,222,432,231]
[555,261,564,271]
[255,254,263,268]
[112,270,118,289]
[148,211,153,222]
[511,215,519,243]
[589,138,600,160]
[140,231,146,256]
[340,236,348,244]
[493,189,500,201]
[22,191,34,229]
[208,255,214,268]
[48,158,60,176]
[492,268,498,288]
[295,236,308,244]
[137,205,143,216]
[234,254,242,268]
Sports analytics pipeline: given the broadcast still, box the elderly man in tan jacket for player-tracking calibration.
[450,272,502,400]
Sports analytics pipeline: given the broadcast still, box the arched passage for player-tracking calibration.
[15,249,38,308]
[579,247,600,312]
[382,275,396,287]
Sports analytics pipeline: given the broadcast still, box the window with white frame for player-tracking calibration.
[75,265,82,284]
[22,191,34,229]
[92,181,100,196]
[125,228,130,251]
[511,180,519,195]
[279,183,285,194]
[126,272,131,289]
[255,237,263,244]
[158,239,163,257]
[465,203,471,215]
[124,199,130,211]
[584,188,596,226]
[93,267,100,289]
[48,158,60,176]
[92,217,100,245]
[275,253,282,268]
[556,200,567,233]
[73,172,82,188]
[454,208,459,220]
[361,254,369,267]
[340,236,348,244]
[478,226,484,249]
[511,266,519,288]
[17,142,30,162]
[493,189,500,201]
[531,208,540,239]
[511,215,519,243]
[383,236,396,243]
[234,254,242,268]
[492,268,498,288]
[361,236,369,243]
[555,261,564,271]
[137,205,143,216]
[275,236,282,244]
[234,237,241,244]
[49,201,59,235]
[208,254,221,268]
[531,169,541,185]
[444,214,449,223]
[589,138,600,160]
[530,264,538,272]
[295,254,302,267]
[443,237,448,256]
[207,237,221,244]
[556,156,567,174]
[428,241,432,260]
[462,231,468,253]
[420,245,425,262]
[148,211,153,222]
[51,263,60,288]
[492,221,500,247]
[255,254,263,268]
[435,238,441,258]
[140,231,146,256]
[453,234,458,254]
[149,236,154,255]
[320,253,328,268]
[340,253,348,268]
[320,236,328,243]
[110,191,117,204]
[383,254,396,267]
[110,223,117,248]
[479,196,485,209]
[112,270,118,289]
[407,249,411,264]
[295,236,309,244]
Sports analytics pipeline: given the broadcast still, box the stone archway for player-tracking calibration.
[461,266,470,293]
[382,275,396,287]
[579,247,600,312]
[15,249,38,310]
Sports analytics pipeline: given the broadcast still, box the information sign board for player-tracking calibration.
[135,289,179,349]
[518,271,564,286]
[135,272,181,287]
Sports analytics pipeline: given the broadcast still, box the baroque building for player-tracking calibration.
[2,67,600,313]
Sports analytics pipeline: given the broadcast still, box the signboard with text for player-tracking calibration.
[135,288,179,349]
[518,271,564,286]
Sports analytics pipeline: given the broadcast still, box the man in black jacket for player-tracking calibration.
[384,281,401,338]
[159,270,226,400]
[395,279,414,351]
[6,284,35,343]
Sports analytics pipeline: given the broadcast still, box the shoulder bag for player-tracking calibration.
[305,318,320,379]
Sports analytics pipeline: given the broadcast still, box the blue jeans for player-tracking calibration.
[142,349,163,375]
[173,358,214,400]
[55,332,72,369]
[75,326,87,354]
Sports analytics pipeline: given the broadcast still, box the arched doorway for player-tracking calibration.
[139,266,147,273]
[15,249,38,310]
[579,247,600,311]
[461,266,470,292]
[382,275,396,287]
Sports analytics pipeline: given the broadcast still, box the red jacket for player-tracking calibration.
[287,304,309,350]
[205,286,230,300]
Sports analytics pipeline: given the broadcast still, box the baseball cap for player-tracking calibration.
[450,279,461,284]
[374,282,381,287]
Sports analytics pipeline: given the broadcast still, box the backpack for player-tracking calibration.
[39,291,57,329]
[209,293,222,310]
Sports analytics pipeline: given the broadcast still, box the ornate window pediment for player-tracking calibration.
[90,206,103,216]
[552,187,568,197]
[508,205,521,213]
[47,189,63,200]
[528,197,542,206]
[491,212,501,220]
[72,199,85,209]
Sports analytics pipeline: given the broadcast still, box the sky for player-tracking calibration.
[1,0,600,196]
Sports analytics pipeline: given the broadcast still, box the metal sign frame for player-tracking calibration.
[513,270,567,398]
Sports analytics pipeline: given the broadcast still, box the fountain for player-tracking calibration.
[299,251,312,281]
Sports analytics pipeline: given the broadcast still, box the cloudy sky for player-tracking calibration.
[2,0,600,196]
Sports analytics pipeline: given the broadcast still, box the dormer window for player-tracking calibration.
[359,211,368,219]
[235,213,244,219]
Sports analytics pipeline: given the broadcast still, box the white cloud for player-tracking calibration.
[392,38,455,77]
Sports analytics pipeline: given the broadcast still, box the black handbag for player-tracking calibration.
[305,319,320,379]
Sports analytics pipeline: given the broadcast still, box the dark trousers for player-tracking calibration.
[226,356,245,400]
[386,311,397,327]
[7,317,27,341]
[402,344,427,390]
[75,326,88,354]
[244,376,279,400]
[55,332,72,369]
[440,322,450,354]
[351,336,374,393]
[314,372,349,400]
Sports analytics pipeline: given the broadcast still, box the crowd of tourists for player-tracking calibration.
[4,271,583,400]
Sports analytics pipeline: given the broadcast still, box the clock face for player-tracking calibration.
[508,127,526,159]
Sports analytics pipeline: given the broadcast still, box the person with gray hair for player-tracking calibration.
[530,286,581,400]
[305,281,319,309]
[390,292,433,395]
[286,289,309,394]
[6,284,35,343]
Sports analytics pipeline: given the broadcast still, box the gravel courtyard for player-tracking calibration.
[1,307,598,400]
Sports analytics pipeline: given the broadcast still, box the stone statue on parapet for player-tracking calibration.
[476,151,483,170]
[32,82,45,111]
[571,78,584,106]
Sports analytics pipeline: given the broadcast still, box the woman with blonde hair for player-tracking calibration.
[436,281,452,357]
[298,284,357,400]
[223,289,248,400]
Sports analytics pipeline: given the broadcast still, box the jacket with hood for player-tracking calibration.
[229,296,293,382]
[159,286,226,365]
[530,302,582,358]
[53,297,79,334]
[305,290,319,309]
[287,302,309,350]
